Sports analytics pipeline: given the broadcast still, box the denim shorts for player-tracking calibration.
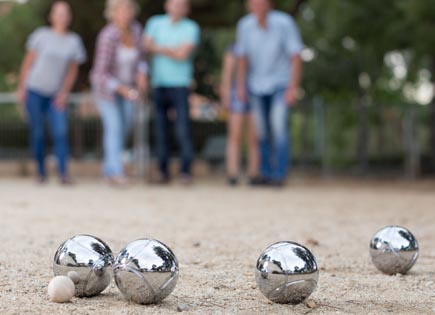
[230,89,251,114]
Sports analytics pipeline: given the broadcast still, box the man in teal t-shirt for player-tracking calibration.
[144,0,200,184]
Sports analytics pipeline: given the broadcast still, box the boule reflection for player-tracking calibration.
[369,226,419,275]
[255,241,319,304]
[114,239,179,304]
[53,234,114,297]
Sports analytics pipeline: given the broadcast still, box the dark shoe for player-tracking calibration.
[150,174,170,185]
[228,177,239,186]
[268,179,285,188]
[37,176,47,184]
[180,174,193,186]
[249,176,268,186]
[60,176,74,186]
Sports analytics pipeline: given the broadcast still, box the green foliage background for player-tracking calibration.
[1,0,434,101]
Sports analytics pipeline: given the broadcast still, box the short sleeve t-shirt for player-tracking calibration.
[144,15,200,88]
[235,10,303,95]
[26,27,87,96]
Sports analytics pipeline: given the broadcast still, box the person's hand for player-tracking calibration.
[54,91,68,110]
[136,74,148,99]
[151,44,172,57]
[285,86,298,107]
[16,87,27,107]
[146,39,171,57]
[160,47,177,59]
[119,86,139,102]
[145,38,158,54]
[237,85,247,104]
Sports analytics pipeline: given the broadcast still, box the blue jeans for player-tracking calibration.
[26,89,68,178]
[153,87,193,177]
[250,89,291,181]
[97,95,134,177]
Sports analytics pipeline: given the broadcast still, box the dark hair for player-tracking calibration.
[45,1,73,27]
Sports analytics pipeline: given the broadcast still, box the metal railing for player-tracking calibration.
[0,92,432,177]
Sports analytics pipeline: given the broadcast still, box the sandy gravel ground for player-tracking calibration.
[0,177,435,315]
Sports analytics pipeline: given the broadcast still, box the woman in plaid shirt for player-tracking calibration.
[90,0,148,186]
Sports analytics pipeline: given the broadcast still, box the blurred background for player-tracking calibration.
[1,0,435,179]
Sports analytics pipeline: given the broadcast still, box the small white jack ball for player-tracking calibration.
[48,276,75,303]
[67,271,80,285]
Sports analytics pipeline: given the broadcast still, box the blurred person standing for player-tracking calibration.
[144,0,200,185]
[17,1,86,185]
[90,0,148,186]
[220,44,261,186]
[236,0,303,187]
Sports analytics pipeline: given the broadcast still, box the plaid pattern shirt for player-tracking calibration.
[90,22,147,101]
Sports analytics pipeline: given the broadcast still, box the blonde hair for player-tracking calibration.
[104,0,139,21]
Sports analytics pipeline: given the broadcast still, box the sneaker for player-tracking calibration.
[60,176,74,186]
[105,176,129,187]
[150,174,170,185]
[228,177,239,186]
[37,175,47,184]
[180,174,193,186]
[248,176,268,186]
[268,179,285,188]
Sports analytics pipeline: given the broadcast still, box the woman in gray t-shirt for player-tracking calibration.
[17,1,86,185]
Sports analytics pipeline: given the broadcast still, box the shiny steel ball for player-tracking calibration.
[114,239,179,304]
[53,235,114,297]
[255,241,319,304]
[369,226,419,275]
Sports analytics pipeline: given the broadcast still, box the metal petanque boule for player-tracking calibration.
[53,234,114,297]
[370,226,419,275]
[255,241,319,304]
[113,238,179,305]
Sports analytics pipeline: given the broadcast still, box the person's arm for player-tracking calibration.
[136,26,149,98]
[92,30,138,102]
[54,62,79,110]
[234,20,249,104]
[237,56,248,104]
[144,35,162,55]
[144,20,199,61]
[220,51,235,109]
[144,36,195,61]
[165,44,196,61]
[17,50,36,106]
[284,16,304,107]
[144,36,173,57]
[136,52,148,99]
[285,54,303,107]
[135,73,148,98]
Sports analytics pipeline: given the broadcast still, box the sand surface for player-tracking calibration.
[0,177,435,314]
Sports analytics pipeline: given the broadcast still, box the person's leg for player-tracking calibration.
[153,88,170,179]
[119,95,135,145]
[171,87,194,177]
[270,89,290,182]
[118,95,135,182]
[226,113,244,183]
[246,113,260,179]
[97,98,123,178]
[47,100,69,180]
[250,93,272,180]
[26,90,47,179]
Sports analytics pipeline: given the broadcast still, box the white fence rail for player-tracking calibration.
[0,93,428,178]
[0,92,150,177]
[0,92,93,105]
